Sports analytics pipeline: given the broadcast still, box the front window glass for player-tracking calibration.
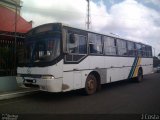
[18,33,60,64]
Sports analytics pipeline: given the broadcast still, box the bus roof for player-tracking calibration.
[30,23,152,47]
[62,23,152,47]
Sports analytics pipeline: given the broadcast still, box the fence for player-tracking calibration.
[0,31,25,76]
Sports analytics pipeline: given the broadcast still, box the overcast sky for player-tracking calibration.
[21,0,160,56]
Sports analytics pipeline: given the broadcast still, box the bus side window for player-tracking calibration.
[88,33,103,54]
[146,46,152,57]
[149,46,152,57]
[117,39,127,56]
[78,35,87,54]
[69,34,76,43]
[67,33,78,53]
[135,43,142,56]
[104,36,116,55]
[67,33,87,54]
[127,41,135,56]
[142,45,146,57]
[65,33,87,62]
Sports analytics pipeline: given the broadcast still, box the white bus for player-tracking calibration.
[17,23,153,95]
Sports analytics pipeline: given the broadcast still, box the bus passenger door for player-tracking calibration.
[63,30,88,90]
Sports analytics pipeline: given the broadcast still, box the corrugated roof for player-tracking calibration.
[0,6,32,33]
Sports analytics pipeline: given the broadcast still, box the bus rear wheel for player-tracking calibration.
[136,68,143,82]
[84,75,97,95]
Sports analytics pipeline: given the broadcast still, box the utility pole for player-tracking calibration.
[86,0,91,29]
[14,2,17,75]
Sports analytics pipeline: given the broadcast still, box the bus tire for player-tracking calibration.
[136,68,143,82]
[84,74,97,95]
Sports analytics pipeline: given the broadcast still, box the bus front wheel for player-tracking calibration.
[84,74,97,95]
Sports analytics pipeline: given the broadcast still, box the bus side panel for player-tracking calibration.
[141,58,153,75]
[88,56,107,84]
[123,67,132,79]
[63,57,90,91]
[106,67,130,82]
[95,69,107,84]
[47,60,63,78]
[73,71,82,89]
[63,72,74,92]
[107,68,123,82]
[89,56,105,69]
[62,71,91,92]
[105,57,135,82]
[81,70,91,88]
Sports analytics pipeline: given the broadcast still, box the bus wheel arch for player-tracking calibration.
[91,71,101,91]
[136,67,143,82]
[84,71,101,95]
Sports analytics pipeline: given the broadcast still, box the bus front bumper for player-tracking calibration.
[16,77,63,92]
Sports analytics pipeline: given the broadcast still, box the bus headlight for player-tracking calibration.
[41,75,54,79]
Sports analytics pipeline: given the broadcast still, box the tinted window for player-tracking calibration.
[67,34,87,54]
[79,35,87,54]
[117,39,127,56]
[142,45,146,57]
[66,32,87,62]
[104,36,116,55]
[21,34,61,64]
[127,41,135,56]
[89,33,103,54]
[145,46,152,57]
[135,43,142,56]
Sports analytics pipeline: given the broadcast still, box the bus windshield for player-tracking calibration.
[18,33,60,65]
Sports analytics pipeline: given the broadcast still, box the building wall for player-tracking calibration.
[0,0,31,92]
[0,0,21,14]
[0,0,32,33]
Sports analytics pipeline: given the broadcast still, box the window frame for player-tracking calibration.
[65,31,88,63]
[64,27,153,59]
[127,41,136,57]
[135,43,143,56]
[88,33,103,55]
[116,39,128,56]
[103,36,117,56]
[145,45,152,57]
[141,44,147,57]
[67,33,88,55]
